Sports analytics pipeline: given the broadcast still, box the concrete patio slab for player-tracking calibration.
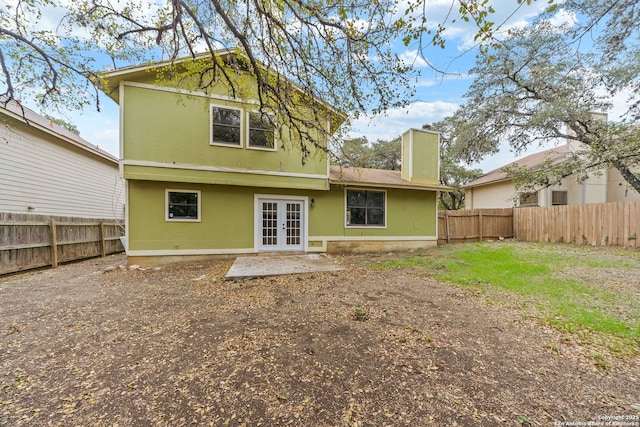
[225,254,344,280]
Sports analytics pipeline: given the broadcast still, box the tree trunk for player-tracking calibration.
[613,161,640,195]
[439,192,452,210]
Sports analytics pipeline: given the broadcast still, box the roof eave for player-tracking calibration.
[462,176,512,189]
[1,106,118,164]
[330,179,452,192]
[99,50,347,126]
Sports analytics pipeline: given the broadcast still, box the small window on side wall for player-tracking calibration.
[552,190,568,205]
[211,106,242,146]
[519,192,538,207]
[248,111,275,149]
[166,190,201,222]
[346,189,386,227]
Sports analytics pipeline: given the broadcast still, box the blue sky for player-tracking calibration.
[21,1,622,173]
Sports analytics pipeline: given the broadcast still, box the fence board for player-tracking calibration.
[0,212,124,275]
[438,208,513,244]
[440,200,640,248]
[511,200,640,248]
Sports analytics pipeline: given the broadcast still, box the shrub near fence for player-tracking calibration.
[0,212,124,275]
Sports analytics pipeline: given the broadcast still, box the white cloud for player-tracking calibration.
[393,0,549,53]
[545,8,578,28]
[349,100,459,141]
[398,49,430,68]
[86,127,119,157]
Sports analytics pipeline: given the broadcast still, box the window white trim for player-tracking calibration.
[344,187,387,229]
[246,110,277,151]
[165,189,202,222]
[210,104,244,148]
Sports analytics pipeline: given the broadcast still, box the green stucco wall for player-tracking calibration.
[122,164,329,190]
[309,186,437,237]
[122,84,328,183]
[401,129,439,184]
[127,180,437,252]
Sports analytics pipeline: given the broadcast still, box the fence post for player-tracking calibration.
[99,221,106,257]
[478,211,483,241]
[50,219,58,268]
[445,211,451,244]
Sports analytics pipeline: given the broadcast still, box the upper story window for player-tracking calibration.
[346,189,386,227]
[211,106,242,146]
[210,104,277,150]
[519,191,538,207]
[552,190,568,205]
[166,190,201,222]
[248,112,275,149]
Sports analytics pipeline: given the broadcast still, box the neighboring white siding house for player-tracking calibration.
[463,144,640,209]
[0,101,124,219]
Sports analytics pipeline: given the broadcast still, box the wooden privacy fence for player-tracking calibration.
[438,200,640,248]
[438,208,514,244]
[513,200,640,248]
[0,212,125,275]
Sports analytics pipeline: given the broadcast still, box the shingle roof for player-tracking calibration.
[329,165,451,191]
[0,99,118,164]
[462,145,568,188]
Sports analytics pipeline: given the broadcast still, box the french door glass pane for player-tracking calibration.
[262,202,277,245]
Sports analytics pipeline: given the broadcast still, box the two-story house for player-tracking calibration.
[101,51,448,265]
[463,145,640,209]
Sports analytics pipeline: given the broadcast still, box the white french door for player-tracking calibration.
[255,196,306,252]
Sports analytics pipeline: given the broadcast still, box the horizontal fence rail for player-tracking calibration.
[0,212,124,275]
[439,200,640,248]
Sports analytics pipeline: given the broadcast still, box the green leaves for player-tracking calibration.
[450,13,640,194]
[332,136,402,171]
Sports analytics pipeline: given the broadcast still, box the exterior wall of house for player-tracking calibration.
[112,57,440,262]
[121,83,328,190]
[126,180,437,257]
[467,174,613,209]
[465,181,517,209]
[538,177,581,206]
[0,118,124,219]
[580,173,608,204]
[607,168,640,202]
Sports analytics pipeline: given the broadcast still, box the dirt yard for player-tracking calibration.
[1,251,639,426]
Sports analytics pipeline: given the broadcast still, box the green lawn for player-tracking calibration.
[374,242,640,356]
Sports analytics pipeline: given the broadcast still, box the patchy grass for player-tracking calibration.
[374,242,640,355]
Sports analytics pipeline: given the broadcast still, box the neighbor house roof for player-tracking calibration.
[329,165,452,191]
[462,145,568,189]
[0,99,118,164]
